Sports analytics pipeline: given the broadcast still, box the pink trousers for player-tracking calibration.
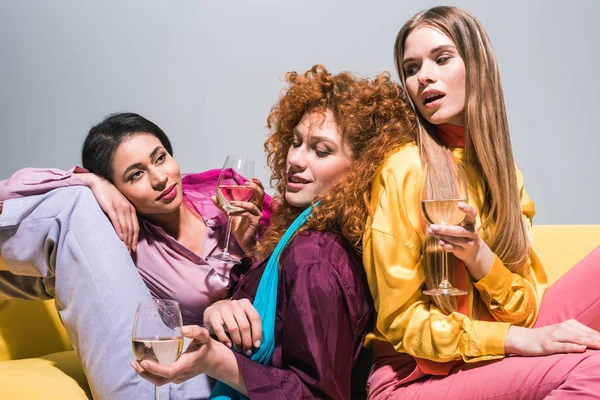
[368,246,600,399]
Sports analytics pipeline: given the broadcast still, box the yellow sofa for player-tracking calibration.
[0,225,598,399]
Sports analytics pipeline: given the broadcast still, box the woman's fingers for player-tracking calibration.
[548,342,587,354]
[130,360,169,386]
[121,209,133,251]
[106,208,124,242]
[206,312,232,348]
[246,178,265,209]
[131,209,139,252]
[429,224,475,238]
[220,309,243,350]
[565,319,600,336]
[181,325,212,344]
[458,202,477,225]
[241,299,263,349]
[231,305,254,355]
[229,201,261,217]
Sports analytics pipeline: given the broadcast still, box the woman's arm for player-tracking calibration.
[0,167,88,205]
[131,325,248,394]
[428,167,546,327]
[0,167,139,251]
[364,147,510,363]
[133,240,366,399]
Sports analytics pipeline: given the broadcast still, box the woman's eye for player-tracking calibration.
[291,141,301,148]
[437,56,451,65]
[405,65,419,76]
[316,149,331,158]
[156,153,166,164]
[129,171,143,181]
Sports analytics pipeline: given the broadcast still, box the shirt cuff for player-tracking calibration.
[464,319,510,359]
[473,254,513,300]
[233,352,284,399]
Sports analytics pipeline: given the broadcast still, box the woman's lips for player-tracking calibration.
[157,184,177,201]
[424,95,445,109]
[286,181,308,191]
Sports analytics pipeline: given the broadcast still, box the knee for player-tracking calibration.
[51,186,97,207]
[48,186,104,219]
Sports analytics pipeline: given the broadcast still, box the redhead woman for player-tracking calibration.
[132,65,416,399]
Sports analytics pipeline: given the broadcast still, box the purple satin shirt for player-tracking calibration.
[229,230,374,400]
[0,167,272,325]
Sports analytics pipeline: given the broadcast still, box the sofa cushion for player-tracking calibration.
[0,298,72,361]
[0,350,91,399]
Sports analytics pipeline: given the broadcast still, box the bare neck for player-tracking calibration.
[143,203,193,239]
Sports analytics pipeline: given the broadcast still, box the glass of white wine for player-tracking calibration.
[421,161,469,296]
[132,299,184,400]
[208,155,255,263]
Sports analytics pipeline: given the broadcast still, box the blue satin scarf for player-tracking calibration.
[209,205,315,399]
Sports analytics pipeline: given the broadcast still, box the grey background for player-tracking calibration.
[0,0,597,224]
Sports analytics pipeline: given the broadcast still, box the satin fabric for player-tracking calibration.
[362,128,548,384]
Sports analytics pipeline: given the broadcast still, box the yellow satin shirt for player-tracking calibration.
[363,142,548,363]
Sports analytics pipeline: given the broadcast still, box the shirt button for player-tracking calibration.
[205,219,214,226]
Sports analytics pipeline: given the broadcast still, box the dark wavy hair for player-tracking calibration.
[82,112,173,182]
[255,65,416,258]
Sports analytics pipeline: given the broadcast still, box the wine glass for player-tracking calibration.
[421,161,469,296]
[208,155,255,263]
[132,299,183,400]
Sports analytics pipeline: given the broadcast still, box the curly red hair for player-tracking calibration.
[255,65,416,258]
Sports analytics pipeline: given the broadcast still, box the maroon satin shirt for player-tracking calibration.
[229,230,374,399]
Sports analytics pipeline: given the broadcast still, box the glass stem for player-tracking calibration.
[222,215,233,256]
[155,385,160,400]
[440,248,448,286]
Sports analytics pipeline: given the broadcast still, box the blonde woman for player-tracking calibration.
[363,6,600,399]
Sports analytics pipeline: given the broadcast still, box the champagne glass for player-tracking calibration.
[421,161,469,296]
[208,155,255,263]
[132,299,183,400]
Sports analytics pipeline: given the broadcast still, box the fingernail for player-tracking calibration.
[129,361,136,368]
[226,342,232,348]
[430,225,439,231]
[245,350,252,357]
[181,326,191,335]
[252,178,259,182]
[245,182,251,186]
[140,361,148,369]
[254,340,261,348]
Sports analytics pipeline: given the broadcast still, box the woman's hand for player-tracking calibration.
[505,319,600,356]
[427,202,494,281]
[212,177,265,254]
[203,298,262,356]
[76,172,139,252]
[131,325,218,386]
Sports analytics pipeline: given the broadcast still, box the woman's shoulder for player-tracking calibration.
[281,230,362,279]
[181,169,220,194]
[382,142,420,171]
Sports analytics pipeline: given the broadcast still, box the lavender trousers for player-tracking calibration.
[368,246,600,399]
[0,187,212,399]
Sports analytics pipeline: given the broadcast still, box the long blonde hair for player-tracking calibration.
[394,6,530,315]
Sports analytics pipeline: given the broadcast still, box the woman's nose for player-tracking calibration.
[151,170,168,189]
[287,147,307,169]
[417,62,437,86]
